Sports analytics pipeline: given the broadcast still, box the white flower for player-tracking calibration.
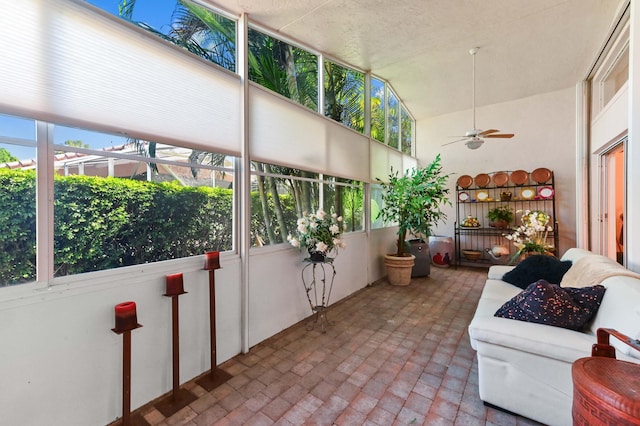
[288,209,347,258]
[315,241,328,253]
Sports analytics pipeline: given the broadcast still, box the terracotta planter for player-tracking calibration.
[384,253,416,286]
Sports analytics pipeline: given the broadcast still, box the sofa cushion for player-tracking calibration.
[502,255,572,289]
[494,280,606,331]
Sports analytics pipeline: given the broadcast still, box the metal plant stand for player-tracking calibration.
[301,257,336,333]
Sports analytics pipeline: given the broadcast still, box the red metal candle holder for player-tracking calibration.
[156,273,196,417]
[112,302,144,426]
[196,264,232,391]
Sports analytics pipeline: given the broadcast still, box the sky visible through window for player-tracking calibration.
[86,0,179,35]
[0,2,179,161]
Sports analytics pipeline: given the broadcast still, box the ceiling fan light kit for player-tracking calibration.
[444,47,515,149]
[466,138,483,150]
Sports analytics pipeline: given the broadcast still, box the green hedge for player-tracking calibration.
[2,170,283,285]
[0,169,37,285]
[1,169,300,286]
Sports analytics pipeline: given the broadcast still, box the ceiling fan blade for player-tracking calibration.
[478,129,499,136]
[485,133,514,138]
[442,138,468,146]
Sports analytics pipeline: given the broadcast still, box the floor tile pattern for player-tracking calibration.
[131,267,543,425]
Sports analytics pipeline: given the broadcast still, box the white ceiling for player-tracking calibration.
[205,0,623,121]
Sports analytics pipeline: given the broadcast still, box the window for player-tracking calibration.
[51,125,234,277]
[251,162,363,247]
[0,114,37,286]
[371,77,386,143]
[324,60,364,133]
[86,0,236,72]
[370,183,386,229]
[322,177,364,232]
[387,87,399,149]
[400,106,413,155]
[248,28,318,111]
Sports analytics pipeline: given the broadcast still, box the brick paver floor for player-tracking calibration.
[131,266,542,425]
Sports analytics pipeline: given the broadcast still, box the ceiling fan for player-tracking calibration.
[443,47,514,150]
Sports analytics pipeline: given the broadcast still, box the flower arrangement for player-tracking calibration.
[504,210,554,259]
[287,209,346,259]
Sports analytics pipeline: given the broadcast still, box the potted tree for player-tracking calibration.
[487,205,514,229]
[377,154,451,285]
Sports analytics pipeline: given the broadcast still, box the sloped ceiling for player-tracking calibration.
[205,0,624,121]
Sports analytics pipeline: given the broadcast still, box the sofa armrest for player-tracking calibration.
[487,265,515,280]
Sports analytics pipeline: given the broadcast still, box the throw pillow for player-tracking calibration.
[502,255,572,289]
[494,279,606,331]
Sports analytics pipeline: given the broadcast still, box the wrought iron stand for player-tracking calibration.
[301,257,336,333]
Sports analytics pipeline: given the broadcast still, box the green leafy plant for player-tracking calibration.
[487,205,514,224]
[377,154,451,257]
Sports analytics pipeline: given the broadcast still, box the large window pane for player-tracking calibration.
[248,28,318,111]
[52,125,234,277]
[322,178,364,232]
[0,114,37,286]
[370,183,386,229]
[250,163,318,246]
[324,61,364,133]
[387,88,399,149]
[401,106,413,155]
[86,0,236,72]
[371,77,385,143]
[251,163,363,247]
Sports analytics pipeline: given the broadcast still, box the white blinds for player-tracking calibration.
[249,84,370,182]
[370,141,416,183]
[0,0,242,154]
[0,0,417,179]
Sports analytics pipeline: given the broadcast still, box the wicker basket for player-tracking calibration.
[462,249,482,261]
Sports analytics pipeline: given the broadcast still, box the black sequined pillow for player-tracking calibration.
[494,279,606,331]
[502,255,573,289]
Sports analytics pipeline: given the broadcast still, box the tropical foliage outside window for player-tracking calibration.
[87,0,414,154]
[371,77,386,143]
[251,162,363,247]
[248,28,319,111]
[401,106,413,155]
[387,87,400,149]
[324,60,364,132]
[86,0,236,72]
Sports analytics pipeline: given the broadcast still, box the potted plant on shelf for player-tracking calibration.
[504,209,554,263]
[377,154,451,286]
[487,205,514,229]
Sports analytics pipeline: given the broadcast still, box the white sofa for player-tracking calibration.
[468,248,640,426]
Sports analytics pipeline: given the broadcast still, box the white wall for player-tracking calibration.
[0,234,372,426]
[417,88,578,256]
